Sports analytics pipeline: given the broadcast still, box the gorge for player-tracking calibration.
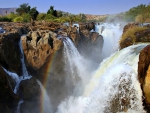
[0,21,150,113]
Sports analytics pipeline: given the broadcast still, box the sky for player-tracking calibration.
[0,0,150,15]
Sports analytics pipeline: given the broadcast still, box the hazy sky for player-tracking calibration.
[0,0,150,15]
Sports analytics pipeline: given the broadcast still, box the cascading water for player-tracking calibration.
[56,43,148,113]
[62,37,92,95]
[95,23,123,58]
[3,35,52,113]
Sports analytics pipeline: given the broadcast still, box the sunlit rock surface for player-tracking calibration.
[138,44,150,112]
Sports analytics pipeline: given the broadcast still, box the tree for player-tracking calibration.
[125,4,150,22]
[16,3,30,15]
[47,6,57,17]
[29,7,39,20]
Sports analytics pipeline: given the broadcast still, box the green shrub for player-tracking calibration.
[44,14,56,20]
[119,26,148,44]
[7,13,18,21]
[13,16,23,22]
[36,13,46,21]
[0,16,11,22]
[22,13,31,22]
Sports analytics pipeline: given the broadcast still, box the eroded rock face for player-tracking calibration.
[138,44,150,112]
[22,30,62,70]
[78,26,104,63]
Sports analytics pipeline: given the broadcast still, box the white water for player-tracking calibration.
[95,23,123,58]
[3,35,52,113]
[37,80,53,113]
[63,37,92,95]
[56,43,147,113]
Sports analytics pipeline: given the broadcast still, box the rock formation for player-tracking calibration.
[120,23,150,49]
[0,21,104,112]
[138,44,150,112]
[0,66,19,113]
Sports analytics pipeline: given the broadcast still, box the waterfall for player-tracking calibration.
[37,80,53,113]
[19,36,30,79]
[3,35,52,113]
[95,23,123,58]
[63,37,92,95]
[56,43,148,113]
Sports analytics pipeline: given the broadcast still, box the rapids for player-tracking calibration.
[56,43,147,113]
[1,23,148,113]
[55,23,147,113]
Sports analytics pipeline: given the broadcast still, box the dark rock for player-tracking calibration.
[18,77,42,113]
[0,32,22,75]
[0,66,19,112]
[18,77,41,100]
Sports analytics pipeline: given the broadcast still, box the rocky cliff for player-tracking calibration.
[0,21,103,112]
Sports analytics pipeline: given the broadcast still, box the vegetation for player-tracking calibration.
[16,3,31,15]
[0,16,11,22]
[119,26,148,44]
[124,4,150,22]
[13,16,23,22]
[1,3,149,23]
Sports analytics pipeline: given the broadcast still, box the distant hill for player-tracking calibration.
[0,8,17,15]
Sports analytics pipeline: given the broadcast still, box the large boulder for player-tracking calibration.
[18,77,41,113]
[22,30,62,70]
[138,44,150,112]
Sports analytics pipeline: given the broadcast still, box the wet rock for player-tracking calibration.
[78,28,103,63]
[18,77,41,113]
[0,66,19,112]
[18,77,41,100]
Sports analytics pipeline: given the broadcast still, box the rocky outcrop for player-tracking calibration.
[120,36,134,49]
[120,23,150,49]
[135,29,150,42]
[138,45,150,112]
[78,24,103,63]
[0,21,104,113]
[22,30,62,70]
